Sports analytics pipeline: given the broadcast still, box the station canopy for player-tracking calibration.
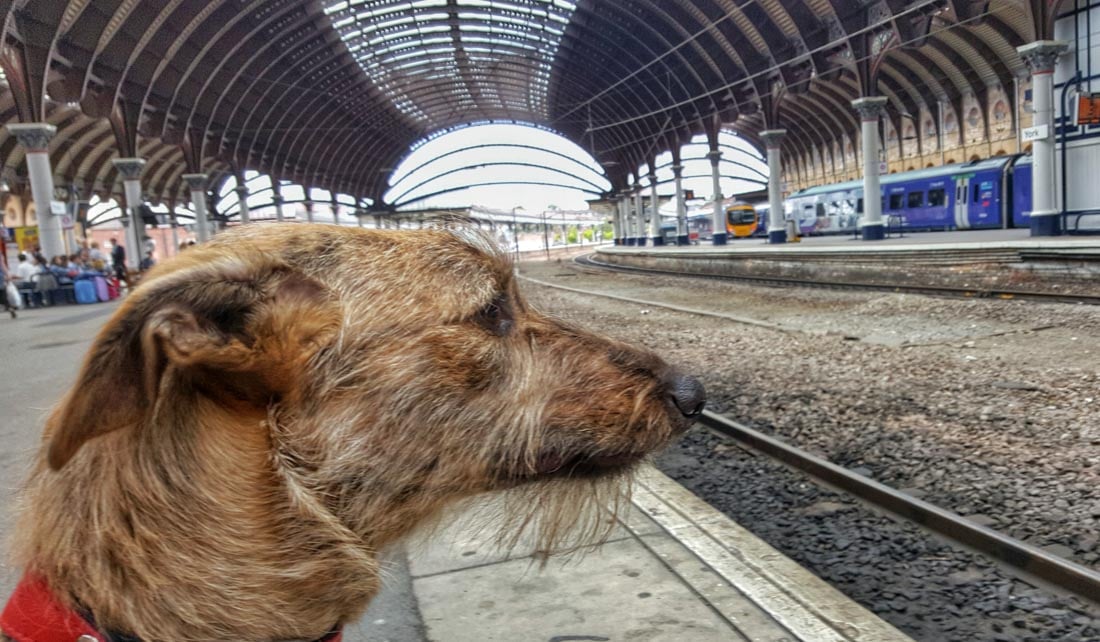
[0,1,1052,209]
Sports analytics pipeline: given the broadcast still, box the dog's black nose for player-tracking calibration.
[666,373,706,418]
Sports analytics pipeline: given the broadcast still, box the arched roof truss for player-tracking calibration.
[0,0,1066,207]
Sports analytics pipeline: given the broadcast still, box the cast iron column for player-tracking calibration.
[649,172,663,245]
[182,174,210,243]
[616,194,624,244]
[1017,41,1069,236]
[632,183,644,246]
[761,129,788,243]
[707,148,726,245]
[672,164,688,245]
[619,193,630,245]
[7,124,65,259]
[621,194,630,245]
[112,158,146,269]
[235,184,251,224]
[851,97,889,240]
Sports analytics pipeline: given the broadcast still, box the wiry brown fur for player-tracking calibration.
[8,224,697,641]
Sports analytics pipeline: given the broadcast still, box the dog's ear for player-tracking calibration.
[45,258,339,470]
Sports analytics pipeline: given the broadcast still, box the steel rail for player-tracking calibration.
[696,411,1100,606]
[574,253,1100,306]
[522,262,1100,604]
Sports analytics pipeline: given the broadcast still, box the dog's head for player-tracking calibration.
[46,224,703,550]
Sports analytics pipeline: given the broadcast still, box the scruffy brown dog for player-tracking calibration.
[3,224,704,641]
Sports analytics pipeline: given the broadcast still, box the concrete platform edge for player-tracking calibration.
[631,467,913,642]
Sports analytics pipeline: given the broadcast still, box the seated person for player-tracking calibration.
[49,256,74,284]
[14,254,41,307]
[14,253,36,284]
[34,259,61,306]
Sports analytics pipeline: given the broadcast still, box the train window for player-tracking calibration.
[726,208,755,224]
[816,203,825,217]
[858,198,864,213]
[973,183,981,203]
[888,194,904,210]
[907,192,924,208]
[927,188,946,206]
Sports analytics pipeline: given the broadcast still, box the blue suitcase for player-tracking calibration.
[75,279,97,304]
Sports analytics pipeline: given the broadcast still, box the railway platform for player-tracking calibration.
[610,228,1100,255]
[599,229,1100,297]
[0,302,909,642]
[350,466,912,642]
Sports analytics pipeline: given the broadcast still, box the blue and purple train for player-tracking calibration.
[780,155,1036,236]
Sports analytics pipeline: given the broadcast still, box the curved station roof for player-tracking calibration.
[0,0,1064,212]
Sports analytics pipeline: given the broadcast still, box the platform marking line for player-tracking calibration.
[519,274,797,333]
[627,467,913,642]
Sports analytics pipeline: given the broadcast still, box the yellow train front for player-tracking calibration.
[725,202,759,238]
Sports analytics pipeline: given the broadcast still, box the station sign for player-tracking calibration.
[1021,124,1049,142]
[49,201,66,215]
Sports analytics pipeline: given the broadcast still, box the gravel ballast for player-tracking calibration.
[519,259,1100,642]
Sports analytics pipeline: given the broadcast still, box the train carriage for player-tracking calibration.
[725,202,760,238]
[786,156,1032,235]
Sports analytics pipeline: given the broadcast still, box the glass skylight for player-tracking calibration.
[324,0,577,127]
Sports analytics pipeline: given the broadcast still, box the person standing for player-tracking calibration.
[110,237,128,285]
[1,258,16,319]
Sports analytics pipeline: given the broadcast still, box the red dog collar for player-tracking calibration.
[2,574,342,642]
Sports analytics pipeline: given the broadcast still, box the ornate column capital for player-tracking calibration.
[760,129,787,149]
[182,173,208,191]
[1016,40,1068,74]
[111,157,146,181]
[272,193,285,204]
[705,149,722,165]
[647,171,657,182]
[851,96,888,121]
[7,123,56,152]
[234,184,249,196]
[670,163,684,176]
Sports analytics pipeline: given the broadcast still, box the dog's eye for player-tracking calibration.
[475,296,513,336]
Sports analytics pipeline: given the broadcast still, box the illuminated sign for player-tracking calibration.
[1077,94,1100,126]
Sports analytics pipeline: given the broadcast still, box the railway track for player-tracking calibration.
[518,269,1100,610]
[697,410,1100,607]
[573,252,1100,306]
